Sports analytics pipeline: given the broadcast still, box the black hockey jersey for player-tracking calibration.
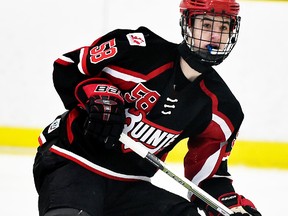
[38,26,243,202]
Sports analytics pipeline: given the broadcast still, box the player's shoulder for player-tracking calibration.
[100,26,177,48]
[110,26,173,40]
[204,70,243,111]
[204,70,235,97]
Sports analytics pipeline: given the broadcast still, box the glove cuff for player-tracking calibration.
[75,78,124,108]
[205,192,260,216]
[218,192,256,209]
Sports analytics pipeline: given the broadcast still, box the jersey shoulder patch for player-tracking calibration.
[126,32,146,47]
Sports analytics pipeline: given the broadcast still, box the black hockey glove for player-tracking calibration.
[205,192,261,216]
[84,94,125,148]
[75,78,125,149]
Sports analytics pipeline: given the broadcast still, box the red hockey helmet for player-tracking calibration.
[180,0,240,18]
[179,0,241,65]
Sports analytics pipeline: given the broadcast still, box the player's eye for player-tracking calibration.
[202,22,212,29]
[220,25,229,32]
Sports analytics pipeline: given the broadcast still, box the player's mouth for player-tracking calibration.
[206,44,219,51]
[206,44,225,55]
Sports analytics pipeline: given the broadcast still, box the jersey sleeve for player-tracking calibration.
[183,77,244,208]
[184,119,239,200]
[52,27,150,110]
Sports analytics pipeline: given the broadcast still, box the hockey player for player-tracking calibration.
[33,0,262,215]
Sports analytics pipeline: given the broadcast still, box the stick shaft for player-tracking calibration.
[119,133,233,216]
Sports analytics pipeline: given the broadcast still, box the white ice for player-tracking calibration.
[1,154,287,215]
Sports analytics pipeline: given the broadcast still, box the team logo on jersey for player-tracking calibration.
[48,118,60,133]
[126,33,146,47]
[122,108,181,154]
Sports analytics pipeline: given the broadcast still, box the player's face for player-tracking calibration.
[191,15,231,51]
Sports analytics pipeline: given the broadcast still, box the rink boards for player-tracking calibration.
[0,126,287,169]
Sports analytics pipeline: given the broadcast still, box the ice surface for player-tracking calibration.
[1,154,287,215]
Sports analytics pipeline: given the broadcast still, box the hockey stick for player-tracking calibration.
[119,133,234,216]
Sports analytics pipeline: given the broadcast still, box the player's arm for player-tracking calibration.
[52,30,124,110]
[184,121,261,215]
[74,78,125,149]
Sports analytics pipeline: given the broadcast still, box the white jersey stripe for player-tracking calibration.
[212,113,232,140]
[58,55,74,63]
[50,145,151,182]
[77,48,86,75]
[191,147,221,186]
[102,66,146,83]
[212,174,233,180]
[39,132,46,145]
